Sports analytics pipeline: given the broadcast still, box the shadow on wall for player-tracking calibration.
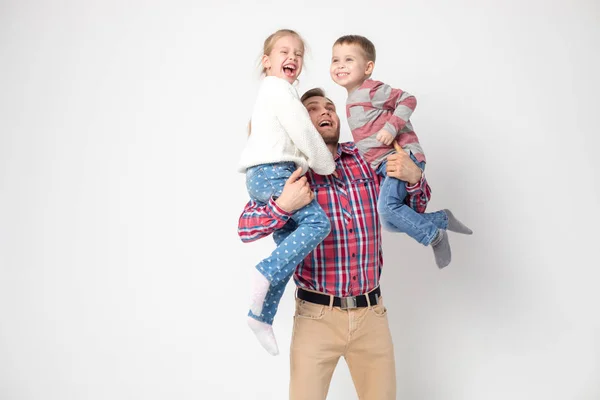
[379,149,542,397]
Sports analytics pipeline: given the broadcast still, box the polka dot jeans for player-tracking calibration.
[246,162,331,325]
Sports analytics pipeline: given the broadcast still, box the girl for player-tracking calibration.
[238,29,335,355]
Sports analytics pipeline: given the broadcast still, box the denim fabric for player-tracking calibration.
[246,162,331,325]
[376,155,447,245]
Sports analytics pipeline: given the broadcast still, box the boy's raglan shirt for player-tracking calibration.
[346,79,425,170]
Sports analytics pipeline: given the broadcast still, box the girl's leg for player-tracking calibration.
[249,197,329,317]
[245,163,330,354]
[247,275,291,356]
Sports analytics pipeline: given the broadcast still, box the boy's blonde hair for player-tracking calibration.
[333,35,376,62]
[261,29,306,75]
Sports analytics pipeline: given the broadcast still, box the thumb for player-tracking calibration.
[393,142,403,153]
[287,167,304,183]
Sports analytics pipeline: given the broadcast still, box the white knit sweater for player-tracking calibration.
[238,77,335,175]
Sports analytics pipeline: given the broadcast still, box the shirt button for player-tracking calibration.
[352,276,357,281]
[352,253,356,257]
[349,229,353,233]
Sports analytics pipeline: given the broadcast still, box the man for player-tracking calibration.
[238,88,431,400]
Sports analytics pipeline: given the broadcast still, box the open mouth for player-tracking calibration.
[319,120,333,127]
[336,72,349,78]
[283,64,296,77]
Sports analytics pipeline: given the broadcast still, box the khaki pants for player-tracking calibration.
[289,291,396,400]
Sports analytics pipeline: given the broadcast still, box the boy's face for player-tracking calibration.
[330,43,374,92]
[262,35,304,84]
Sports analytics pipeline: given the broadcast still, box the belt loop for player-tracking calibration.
[328,294,334,310]
[366,292,372,307]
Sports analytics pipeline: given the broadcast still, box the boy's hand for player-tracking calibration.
[376,129,395,146]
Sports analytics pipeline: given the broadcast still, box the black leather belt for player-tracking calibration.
[297,287,381,309]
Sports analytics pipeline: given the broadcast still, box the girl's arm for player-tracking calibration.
[274,84,335,175]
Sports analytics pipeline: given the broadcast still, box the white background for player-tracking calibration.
[1,0,599,399]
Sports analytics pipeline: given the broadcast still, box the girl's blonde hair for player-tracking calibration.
[260,29,305,76]
[248,29,306,136]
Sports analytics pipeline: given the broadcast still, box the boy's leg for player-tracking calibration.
[378,176,452,267]
[377,173,439,245]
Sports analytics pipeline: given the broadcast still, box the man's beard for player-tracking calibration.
[320,129,340,145]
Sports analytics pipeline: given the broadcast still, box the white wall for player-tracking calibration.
[1,0,598,399]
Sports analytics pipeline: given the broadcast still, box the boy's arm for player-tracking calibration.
[369,80,417,139]
[273,83,335,175]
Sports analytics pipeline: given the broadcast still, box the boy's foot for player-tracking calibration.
[249,269,270,316]
[431,229,451,269]
[248,317,279,356]
[444,209,473,234]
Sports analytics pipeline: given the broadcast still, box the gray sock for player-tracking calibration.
[443,209,473,234]
[431,229,451,269]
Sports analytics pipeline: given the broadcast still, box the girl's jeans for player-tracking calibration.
[246,162,330,325]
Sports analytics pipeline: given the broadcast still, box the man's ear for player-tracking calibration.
[261,55,271,72]
[365,61,375,76]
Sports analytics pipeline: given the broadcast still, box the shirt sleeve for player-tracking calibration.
[405,174,431,213]
[273,82,336,175]
[238,197,292,243]
[369,80,417,138]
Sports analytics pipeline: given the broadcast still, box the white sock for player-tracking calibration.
[249,269,270,316]
[247,317,279,356]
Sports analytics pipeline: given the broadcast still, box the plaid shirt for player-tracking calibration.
[238,142,431,297]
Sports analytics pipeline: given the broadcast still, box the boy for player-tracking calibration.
[330,35,472,268]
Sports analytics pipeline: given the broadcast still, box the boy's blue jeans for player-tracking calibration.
[376,155,448,245]
[246,162,331,325]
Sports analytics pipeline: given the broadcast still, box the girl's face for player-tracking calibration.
[262,35,304,84]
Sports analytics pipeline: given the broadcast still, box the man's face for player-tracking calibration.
[330,43,373,91]
[302,96,340,145]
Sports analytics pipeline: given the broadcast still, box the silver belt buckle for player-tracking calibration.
[340,296,357,310]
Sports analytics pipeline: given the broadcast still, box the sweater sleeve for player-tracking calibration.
[272,82,335,175]
[369,80,417,138]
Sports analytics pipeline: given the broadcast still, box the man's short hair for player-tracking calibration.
[301,88,333,104]
[333,35,376,62]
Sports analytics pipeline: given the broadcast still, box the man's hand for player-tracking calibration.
[275,168,314,213]
[376,128,395,146]
[386,143,422,185]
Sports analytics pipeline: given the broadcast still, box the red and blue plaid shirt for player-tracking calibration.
[238,142,431,297]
